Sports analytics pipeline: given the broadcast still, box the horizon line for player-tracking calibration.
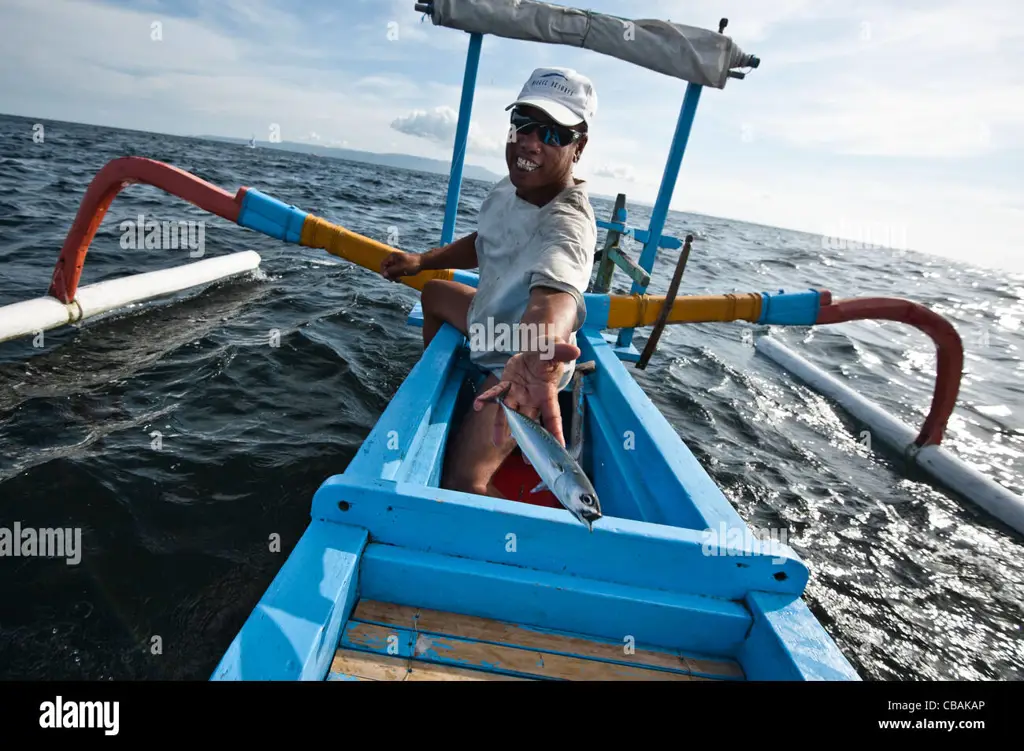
[0,110,1017,277]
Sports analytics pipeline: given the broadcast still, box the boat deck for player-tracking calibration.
[328,599,745,681]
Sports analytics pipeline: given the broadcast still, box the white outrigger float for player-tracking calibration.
[756,337,1024,535]
[2,0,1021,681]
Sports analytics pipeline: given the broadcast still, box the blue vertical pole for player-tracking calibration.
[440,32,483,247]
[616,82,703,350]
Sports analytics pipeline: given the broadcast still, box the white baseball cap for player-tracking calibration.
[505,67,597,127]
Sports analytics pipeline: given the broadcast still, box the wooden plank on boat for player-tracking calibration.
[359,543,753,659]
[326,671,373,681]
[404,660,529,681]
[352,599,742,680]
[340,618,718,681]
[329,651,397,680]
[329,648,529,681]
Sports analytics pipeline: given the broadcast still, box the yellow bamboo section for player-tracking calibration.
[299,215,454,291]
[607,292,763,329]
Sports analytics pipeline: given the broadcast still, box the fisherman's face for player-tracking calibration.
[506,106,587,201]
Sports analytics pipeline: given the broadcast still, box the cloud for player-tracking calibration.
[650,0,821,44]
[751,78,1021,158]
[390,106,505,154]
[0,0,454,159]
[592,164,636,181]
[732,1,1024,158]
[391,107,458,142]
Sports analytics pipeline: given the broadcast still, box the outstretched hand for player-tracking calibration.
[473,338,581,448]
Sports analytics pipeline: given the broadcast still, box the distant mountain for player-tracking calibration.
[194,135,505,184]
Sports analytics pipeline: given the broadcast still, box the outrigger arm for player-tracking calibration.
[6,156,963,454]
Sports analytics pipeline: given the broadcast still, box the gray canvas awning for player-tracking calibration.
[419,0,757,89]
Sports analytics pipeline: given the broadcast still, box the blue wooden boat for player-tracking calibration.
[11,2,971,681]
[205,1,866,682]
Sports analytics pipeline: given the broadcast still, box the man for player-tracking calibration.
[380,67,598,497]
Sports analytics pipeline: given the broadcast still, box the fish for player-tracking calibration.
[496,395,602,531]
[525,436,579,494]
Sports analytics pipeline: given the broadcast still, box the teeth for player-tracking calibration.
[517,157,540,172]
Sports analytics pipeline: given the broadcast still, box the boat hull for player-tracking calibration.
[211,322,860,681]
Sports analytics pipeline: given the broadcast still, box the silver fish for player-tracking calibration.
[497,395,602,531]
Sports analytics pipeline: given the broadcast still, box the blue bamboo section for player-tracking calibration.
[758,289,823,325]
[236,189,307,242]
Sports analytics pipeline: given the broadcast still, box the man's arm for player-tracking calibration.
[519,286,579,353]
[419,231,478,271]
[477,285,579,446]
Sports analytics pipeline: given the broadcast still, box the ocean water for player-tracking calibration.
[0,113,1021,681]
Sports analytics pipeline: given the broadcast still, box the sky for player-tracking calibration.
[1,0,1022,272]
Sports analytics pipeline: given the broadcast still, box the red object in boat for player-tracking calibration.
[491,448,563,509]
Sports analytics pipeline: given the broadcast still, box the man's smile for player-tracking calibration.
[515,156,541,172]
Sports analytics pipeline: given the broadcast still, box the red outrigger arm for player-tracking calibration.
[47,157,249,304]
[813,290,963,448]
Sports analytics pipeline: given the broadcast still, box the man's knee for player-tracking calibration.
[421,279,444,314]
[423,278,464,305]
[450,476,490,497]
[422,280,473,338]
[442,463,488,496]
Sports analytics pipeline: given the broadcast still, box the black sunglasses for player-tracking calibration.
[509,108,583,147]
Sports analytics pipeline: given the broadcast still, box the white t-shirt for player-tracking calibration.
[466,175,597,390]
